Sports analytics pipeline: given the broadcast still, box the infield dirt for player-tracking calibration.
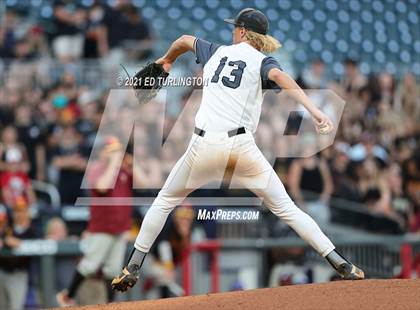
[66,279,420,310]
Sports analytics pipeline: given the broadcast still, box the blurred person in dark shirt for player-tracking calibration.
[15,104,47,180]
[52,0,86,62]
[0,126,30,173]
[288,140,334,224]
[335,160,364,202]
[358,157,391,214]
[0,147,37,211]
[329,142,350,194]
[56,136,147,306]
[102,0,153,67]
[1,79,22,125]
[341,58,367,97]
[0,202,35,310]
[51,125,88,205]
[123,5,153,61]
[355,157,406,230]
[83,0,108,59]
[0,10,19,58]
[75,96,101,151]
[404,148,420,226]
[386,163,412,229]
[101,0,131,67]
[102,0,130,50]
[410,182,420,234]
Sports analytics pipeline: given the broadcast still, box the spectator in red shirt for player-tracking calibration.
[57,136,147,306]
[0,147,36,210]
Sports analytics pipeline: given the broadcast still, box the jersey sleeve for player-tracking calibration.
[22,173,30,186]
[86,162,105,188]
[0,173,5,187]
[194,38,221,66]
[261,56,282,93]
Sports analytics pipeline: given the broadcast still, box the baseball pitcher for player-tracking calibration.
[112,8,364,292]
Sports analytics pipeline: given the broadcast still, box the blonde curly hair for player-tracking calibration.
[244,30,281,53]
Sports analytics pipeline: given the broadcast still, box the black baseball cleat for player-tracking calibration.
[111,265,140,292]
[337,262,365,280]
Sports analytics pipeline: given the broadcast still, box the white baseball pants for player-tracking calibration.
[135,130,335,257]
[78,233,127,279]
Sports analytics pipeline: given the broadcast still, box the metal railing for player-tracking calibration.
[1,234,419,308]
[31,180,61,210]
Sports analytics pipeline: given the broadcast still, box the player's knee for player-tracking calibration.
[266,195,293,208]
[77,260,102,277]
[154,191,184,213]
[265,197,298,217]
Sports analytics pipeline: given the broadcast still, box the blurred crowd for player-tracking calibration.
[0,1,419,308]
[0,0,152,63]
[286,59,420,234]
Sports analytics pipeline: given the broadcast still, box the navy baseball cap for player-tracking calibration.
[224,8,269,35]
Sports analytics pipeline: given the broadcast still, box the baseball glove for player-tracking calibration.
[132,62,169,104]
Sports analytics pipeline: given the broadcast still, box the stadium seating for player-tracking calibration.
[5,0,417,77]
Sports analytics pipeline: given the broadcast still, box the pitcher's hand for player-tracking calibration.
[155,57,172,73]
[312,110,334,135]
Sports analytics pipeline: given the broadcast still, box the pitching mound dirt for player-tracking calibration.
[67,279,420,310]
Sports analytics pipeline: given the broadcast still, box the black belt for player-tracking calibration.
[194,126,246,138]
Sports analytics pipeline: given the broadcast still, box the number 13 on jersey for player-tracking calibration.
[211,56,247,89]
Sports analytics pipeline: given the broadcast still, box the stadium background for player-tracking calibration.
[0,0,419,308]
